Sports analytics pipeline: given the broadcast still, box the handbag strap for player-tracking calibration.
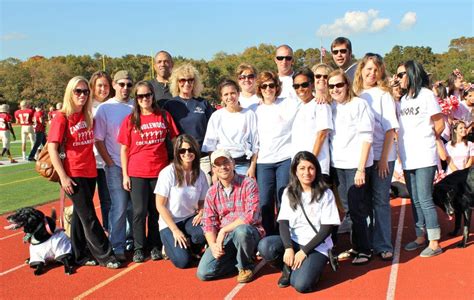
[299,200,319,235]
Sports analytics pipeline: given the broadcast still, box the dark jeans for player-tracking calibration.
[68,177,114,265]
[258,235,328,293]
[160,215,205,269]
[256,159,291,235]
[28,131,46,159]
[96,168,111,231]
[130,177,161,250]
[334,167,372,254]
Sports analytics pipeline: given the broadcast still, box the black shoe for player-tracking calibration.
[133,249,145,263]
[277,265,291,288]
[27,157,36,162]
[150,247,163,261]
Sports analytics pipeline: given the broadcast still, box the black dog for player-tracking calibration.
[5,207,74,275]
[433,167,474,248]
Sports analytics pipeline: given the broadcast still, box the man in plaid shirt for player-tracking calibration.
[197,149,265,283]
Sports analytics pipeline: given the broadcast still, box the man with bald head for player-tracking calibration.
[274,45,297,100]
[151,50,174,107]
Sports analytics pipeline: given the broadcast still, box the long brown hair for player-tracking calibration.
[131,80,159,132]
[173,134,201,187]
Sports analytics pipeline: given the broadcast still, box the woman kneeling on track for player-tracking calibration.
[155,134,209,268]
[258,151,340,293]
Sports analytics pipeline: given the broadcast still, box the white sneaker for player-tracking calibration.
[338,215,352,234]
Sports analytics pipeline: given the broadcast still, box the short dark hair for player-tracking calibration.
[292,68,315,85]
[331,37,352,53]
[218,79,240,97]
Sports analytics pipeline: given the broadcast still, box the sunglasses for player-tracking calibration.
[73,88,90,96]
[328,82,346,89]
[238,74,255,80]
[178,147,195,155]
[314,74,328,79]
[136,93,153,100]
[396,71,407,79]
[178,78,194,85]
[332,49,348,55]
[117,82,133,88]
[276,56,292,61]
[260,83,276,90]
[292,82,311,89]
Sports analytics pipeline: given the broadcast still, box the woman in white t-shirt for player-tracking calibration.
[202,79,259,177]
[396,60,445,257]
[257,151,340,293]
[445,121,473,174]
[328,69,374,265]
[255,71,299,235]
[353,53,399,261]
[236,63,260,110]
[155,134,209,268]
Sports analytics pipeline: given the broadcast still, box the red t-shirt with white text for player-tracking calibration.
[33,111,46,133]
[48,112,97,178]
[14,109,34,125]
[117,111,179,178]
[0,113,12,131]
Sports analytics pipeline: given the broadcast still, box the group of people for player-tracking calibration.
[2,35,473,294]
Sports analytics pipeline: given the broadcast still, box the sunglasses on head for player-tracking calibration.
[328,82,346,89]
[136,92,153,100]
[396,71,407,79]
[260,83,276,89]
[238,74,255,80]
[178,78,194,84]
[332,49,348,55]
[276,56,292,61]
[73,88,90,96]
[314,74,328,79]
[292,82,311,89]
[178,147,195,155]
[117,82,133,88]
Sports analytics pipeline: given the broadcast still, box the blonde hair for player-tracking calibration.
[61,76,93,129]
[328,69,356,102]
[311,63,333,75]
[169,63,204,98]
[353,54,390,95]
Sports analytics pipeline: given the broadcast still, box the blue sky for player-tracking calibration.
[1,0,472,61]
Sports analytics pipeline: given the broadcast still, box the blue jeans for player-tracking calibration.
[160,216,206,269]
[404,166,441,240]
[28,131,46,159]
[196,224,260,281]
[257,159,291,235]
[96,168,111,231]
[234,162,250,176]
[258,235,328,293]
[368,161,395,253]
[104,164,131,255]
[335,167,372,254]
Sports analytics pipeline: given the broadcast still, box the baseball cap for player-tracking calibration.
[114,70,132,82]
[210,149,233,165]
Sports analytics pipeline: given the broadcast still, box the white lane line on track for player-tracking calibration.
[0,231,22,240]
[73,263,141,300]
[224,259,266,300]
[386,198,407,300]
[0,263,27,276]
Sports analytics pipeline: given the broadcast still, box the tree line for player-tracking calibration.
[0,36,472,109]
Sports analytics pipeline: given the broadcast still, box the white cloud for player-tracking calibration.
[399,12,417,30]
[1,32,28,41]
[317,9,390,37]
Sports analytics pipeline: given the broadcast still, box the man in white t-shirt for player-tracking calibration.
[274,45,297,100]
[94,70,135,261]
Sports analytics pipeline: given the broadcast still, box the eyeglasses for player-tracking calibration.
[332,49,348,55]
[136,93,153,100]
[396,72,407,79]
[178,147,195,155]
[73,88,90,96]
[238,74,255,80]
[117,82,133,88]
[178,78,194,85]
[314,74,328,79]
[260,83,276,90]
[328,82,346,89]
[292,82,311,89]
[276,56,292,61]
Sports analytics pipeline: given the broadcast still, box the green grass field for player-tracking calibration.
[1,125,60,214]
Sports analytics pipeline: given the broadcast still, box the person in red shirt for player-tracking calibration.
[48,76,120,269]
[27,104,47,161]
[14,100,35,160]
[118,80,179,263]
[0,104,17,164]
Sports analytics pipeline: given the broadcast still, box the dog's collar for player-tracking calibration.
[25,218,55,244]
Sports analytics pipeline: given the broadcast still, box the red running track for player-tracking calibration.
[1,197,473,299]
